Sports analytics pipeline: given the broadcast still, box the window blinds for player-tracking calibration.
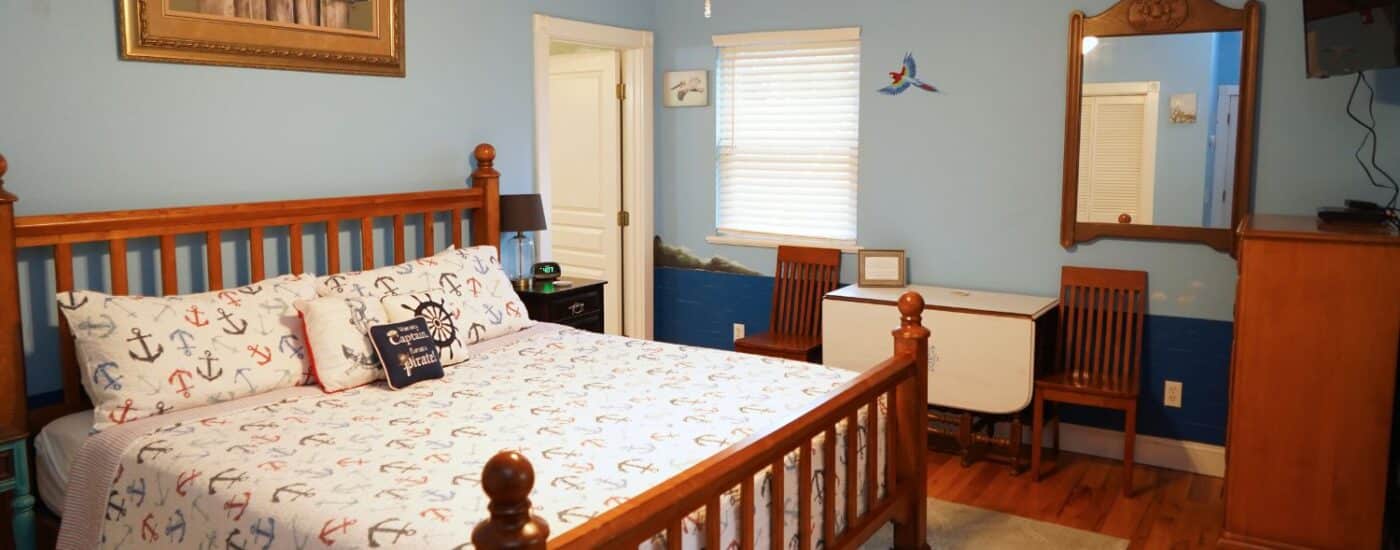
[715,29,861,243]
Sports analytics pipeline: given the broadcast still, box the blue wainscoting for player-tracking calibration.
[654,266,1233,445]
[656,267,776,350]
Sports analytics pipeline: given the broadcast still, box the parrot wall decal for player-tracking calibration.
[878,53,938,95]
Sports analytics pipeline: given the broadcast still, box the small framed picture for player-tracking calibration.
[664,70,709,107]
[1169,93,1197,124]
[858,249,907,288]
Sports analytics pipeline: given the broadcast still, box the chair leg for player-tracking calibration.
[1051,404,1061,459]
[1123,402,1137,498]
[1031,392,1044,482]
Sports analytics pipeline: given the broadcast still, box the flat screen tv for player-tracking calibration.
[1305,0,1400,78]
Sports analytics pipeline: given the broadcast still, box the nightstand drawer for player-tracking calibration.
[558,312,603,333]
[547,289,602,321]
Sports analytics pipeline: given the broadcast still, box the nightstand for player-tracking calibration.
[518,278,606,333]
[0,428,34,550]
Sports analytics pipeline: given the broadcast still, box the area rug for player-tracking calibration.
[863,499,1130,549]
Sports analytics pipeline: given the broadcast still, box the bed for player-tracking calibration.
[0,146,932,549]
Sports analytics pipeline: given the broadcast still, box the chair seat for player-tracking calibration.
[734,332,822,362]
[1036,372,1140,399]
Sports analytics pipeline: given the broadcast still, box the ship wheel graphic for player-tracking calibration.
[400,297,458,359]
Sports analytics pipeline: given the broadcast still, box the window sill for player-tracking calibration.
[706,234,861,253]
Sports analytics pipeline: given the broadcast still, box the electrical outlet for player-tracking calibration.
[1164,380,1183,408]
[733,323,746,341]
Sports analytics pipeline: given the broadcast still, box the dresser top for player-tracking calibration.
[826,284,1057,319]
[1242,214,1400,246]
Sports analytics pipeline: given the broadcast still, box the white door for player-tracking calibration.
[1210,85,1240,229]
[1078,82,1159,225]
[547,50,623,335]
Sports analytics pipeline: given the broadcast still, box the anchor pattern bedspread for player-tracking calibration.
[74,324,886,550]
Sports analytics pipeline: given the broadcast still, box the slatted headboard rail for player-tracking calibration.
[0,143,502,435]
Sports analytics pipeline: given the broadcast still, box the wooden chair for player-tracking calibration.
[1031,266,1147,496]
[734,246,841,363]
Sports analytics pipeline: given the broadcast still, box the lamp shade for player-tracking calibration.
[500,194,547,232]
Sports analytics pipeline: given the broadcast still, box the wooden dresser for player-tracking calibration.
[1223,215,1400,550]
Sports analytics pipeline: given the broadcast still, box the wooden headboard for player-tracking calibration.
[0,143,502,435]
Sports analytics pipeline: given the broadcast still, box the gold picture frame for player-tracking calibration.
[118,0,405,77]
[857,249,907,288]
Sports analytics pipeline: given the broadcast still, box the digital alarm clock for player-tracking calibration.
[532,262,562,282]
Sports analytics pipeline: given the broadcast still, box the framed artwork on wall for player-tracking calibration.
[118,0,406,77]
[1170,93,1198,124]
[858,249,907,288]
[664,70,709,107]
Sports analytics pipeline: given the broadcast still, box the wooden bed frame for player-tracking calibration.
[0,145,931,549]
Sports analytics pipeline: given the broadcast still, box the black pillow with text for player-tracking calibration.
[368,318,445,390]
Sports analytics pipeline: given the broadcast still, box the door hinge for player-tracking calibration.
[617,210,630,227]
[616,83,627,100]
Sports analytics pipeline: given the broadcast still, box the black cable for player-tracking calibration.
[1359,73,1400,214]
[1345,72,1400,214]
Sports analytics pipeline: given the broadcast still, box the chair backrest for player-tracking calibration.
[770,245,842,337]
[1056,266,1148,391]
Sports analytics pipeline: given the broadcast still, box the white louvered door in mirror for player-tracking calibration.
[1077,82,1158,225]
[713,28,861,246]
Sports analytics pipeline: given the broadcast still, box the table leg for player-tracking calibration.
[9,445,34,550]
[957,412,974,467]
[1009,415,1024,475]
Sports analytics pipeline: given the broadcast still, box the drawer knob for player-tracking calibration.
[569,302,586,315]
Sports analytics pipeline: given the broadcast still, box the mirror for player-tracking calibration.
[1080,32,1242,228]
[1062,0,1260,253]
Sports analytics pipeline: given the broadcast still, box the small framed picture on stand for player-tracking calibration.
[858,249,907,287]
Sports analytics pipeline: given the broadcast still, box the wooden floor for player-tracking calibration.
[927,450,1226,549]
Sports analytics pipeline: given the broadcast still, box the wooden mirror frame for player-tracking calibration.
[1061,0,1261,253]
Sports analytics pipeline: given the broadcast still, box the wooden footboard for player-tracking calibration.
[473,293,932,550]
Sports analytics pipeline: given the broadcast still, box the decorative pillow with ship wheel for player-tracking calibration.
[380,286,533,366]
[57,273,319,431]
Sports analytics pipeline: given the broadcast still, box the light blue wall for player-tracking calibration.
[0,1,655,397]
[654,0,1400,323]
[0,2,653,215]
[1215,32,1244,87]
[1084,33,1220,227]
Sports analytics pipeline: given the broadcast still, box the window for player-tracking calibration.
[712,28,861,247]
[1078,82,1159,224]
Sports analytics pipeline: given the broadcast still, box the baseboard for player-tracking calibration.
[1052,423,1226,478]
[987,420,1226,477]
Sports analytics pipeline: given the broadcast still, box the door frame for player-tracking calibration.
[1209,84,1240,229]
[533,14,654,339]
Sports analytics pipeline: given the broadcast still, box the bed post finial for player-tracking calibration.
[473,451,550,550]
[474,143,497,169]
[470,143,502,250]
[896,291,925,328]
[892,291,931,549]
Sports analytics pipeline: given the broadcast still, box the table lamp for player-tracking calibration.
[500,194,547,291]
